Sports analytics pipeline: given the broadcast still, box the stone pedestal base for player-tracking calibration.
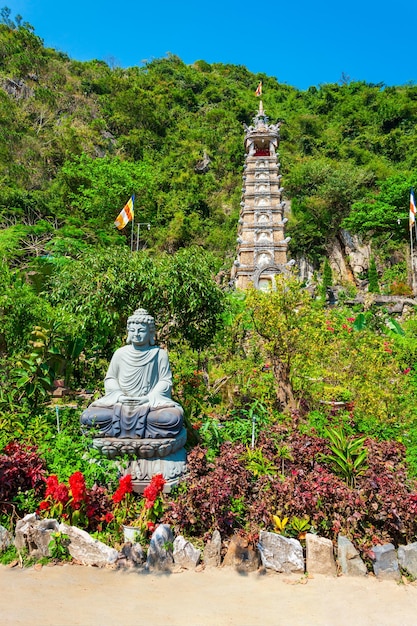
[92,428,187,493]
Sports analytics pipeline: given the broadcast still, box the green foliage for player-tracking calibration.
[342,174,415,240]
[244,447,278,478]
[48,532,72,561]
[321,257,333,297]
[321,427,368,487]
[368,257,380,293]
[0,544,18,565]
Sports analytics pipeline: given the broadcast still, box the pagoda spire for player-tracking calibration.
[231,104,291,290]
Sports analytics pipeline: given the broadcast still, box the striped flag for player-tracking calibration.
[410,189,416,229]
[255,81,262,97]
[114,195,134,230]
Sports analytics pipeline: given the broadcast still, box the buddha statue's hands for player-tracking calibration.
[118,394,149,405]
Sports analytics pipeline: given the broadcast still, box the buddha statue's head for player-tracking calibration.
[126,308,156,347]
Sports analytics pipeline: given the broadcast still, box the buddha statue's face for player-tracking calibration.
[127,321,151,348]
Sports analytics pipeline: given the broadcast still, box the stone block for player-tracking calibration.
[398,543,417,578]
[204,530,222,568]
[222,534,260,572]
[258,531,304,573]
[337,535,367,576]
[146,524,174,571]
[59,523,119,567]
[173,536,201,569]
[306,533,337,575]
[371,543,401,581]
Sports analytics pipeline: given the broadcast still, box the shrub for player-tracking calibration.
[0,441,46,514]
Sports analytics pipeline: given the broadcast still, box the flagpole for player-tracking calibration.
[130,193,135,253]
[410,188,417,294]
[410,224,416,295]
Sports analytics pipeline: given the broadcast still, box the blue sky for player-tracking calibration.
[6,0,417,90]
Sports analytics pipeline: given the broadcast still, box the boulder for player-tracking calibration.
[0,525,12,552]
[337,535,367,576]
[222,534,260,572]
[258,531,304,573]
[117,542,145,569]
[204,530,222,568]
[15,515,59,557]
[398,543,417,578]
[59,523,118,567]
[173,536,201,569]
[370,543,401,581]
[14,513,38,550]
[306,533,336,575]
[146,524,174,571]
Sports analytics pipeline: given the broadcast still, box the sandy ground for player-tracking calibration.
[1,564,417,626]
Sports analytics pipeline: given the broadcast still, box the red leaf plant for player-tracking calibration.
[0,441,47,515]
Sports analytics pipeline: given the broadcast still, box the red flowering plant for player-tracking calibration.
[115,473,166,537]
[38,471,113,531]
[111,474,137,527]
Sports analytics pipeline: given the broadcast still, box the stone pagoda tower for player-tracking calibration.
[232,101,291,290]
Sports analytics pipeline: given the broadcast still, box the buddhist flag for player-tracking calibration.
[410,188,416,229]
[255,81,262,97]
[114,195,134,230]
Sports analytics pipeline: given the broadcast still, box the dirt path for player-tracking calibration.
[1,564,417,626]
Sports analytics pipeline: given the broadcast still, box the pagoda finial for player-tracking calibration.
[258,100,265,116]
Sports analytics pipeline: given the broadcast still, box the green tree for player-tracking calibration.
[368,256,380,293]
[246,276,314,410]
[321,257,333,298]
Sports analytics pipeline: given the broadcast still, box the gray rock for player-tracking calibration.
[59,523,118,567]
[173,535,200,569]
[306,533,336,575]
[146,524,174,571]
[398,543,417,578]
[15,515,59,557]
[337,535,367,576]
[222,534,260,572]
[258,531,304,573]
[29,519,60,557]
[14,513,38,550]
[204,530,222,568]
[371,543,401,581]
[0,525,12,552]
[117,542,145,568]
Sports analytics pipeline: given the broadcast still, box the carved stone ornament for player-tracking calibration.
[92,427,187,460]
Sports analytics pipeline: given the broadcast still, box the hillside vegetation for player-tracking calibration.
[0,12,417,267]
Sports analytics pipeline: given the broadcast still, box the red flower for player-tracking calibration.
[347,317,355,323]
[403,368,411,375]
[69,471,86,510]
[104,512,114,523]
[143,474,165,508]
[38,500,50,511]
[112,474,133,503]
[45,475,59,498]
[44,475,69,504]
[56,484,69,505]
[147,521,156,533]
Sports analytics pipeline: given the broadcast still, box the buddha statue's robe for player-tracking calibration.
[81,345,183,439]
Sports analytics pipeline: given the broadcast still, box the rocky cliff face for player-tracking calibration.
[329,231,371,283]
[298,231,388,286]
